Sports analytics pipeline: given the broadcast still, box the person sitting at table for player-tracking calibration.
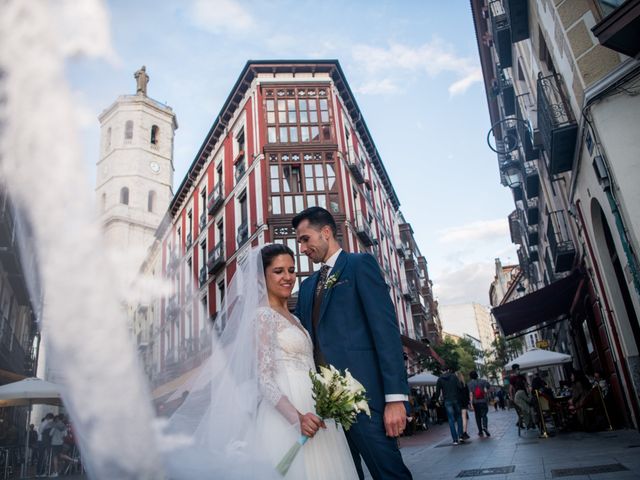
[568,370,592,428]
[532,373,555,398]
[591,371,609,397]
[509,364,532,429]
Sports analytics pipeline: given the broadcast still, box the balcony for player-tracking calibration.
[199,265,207,287]
[527,223,539,246]
[165,295,180,321]
[592,0,640,58]
[547,210,576,273]
[207,241,225,274]
[237,221,249,247]
[207,184,224,215]
[524,161,539,199]
[166,251,180,275]
[526,197,539,225]
[354,211,375,247]
[508,210,523,245]
[515,94,539,161]
[347,156,365,184]
[517,245,529,271]
[199,211,207,230]
[505,0,530,42]
[537,73,578,175]
[490,0,512,68]
[235,160,246,182]
[497,67,515,116]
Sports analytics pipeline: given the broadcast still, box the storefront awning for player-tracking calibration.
[492,272,582,336]
[401,335,445,366]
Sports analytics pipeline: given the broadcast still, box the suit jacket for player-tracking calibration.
[295,251,408,413]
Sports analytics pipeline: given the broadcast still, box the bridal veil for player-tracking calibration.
[158,245,303,479]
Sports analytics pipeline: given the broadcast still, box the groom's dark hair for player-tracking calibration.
[292,207,337,237]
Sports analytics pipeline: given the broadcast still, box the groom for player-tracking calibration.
[293,207,412,480]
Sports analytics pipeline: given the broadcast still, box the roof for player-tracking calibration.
[169,60,401,216]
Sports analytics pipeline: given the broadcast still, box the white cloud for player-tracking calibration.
[448,68,483,96]
[433,261,495,306]
[351,40,481,96]
[354,78,400,95]
[438,219,509,244]
[189,0,255,35]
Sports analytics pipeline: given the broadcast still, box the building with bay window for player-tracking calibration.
[134,60,441,397]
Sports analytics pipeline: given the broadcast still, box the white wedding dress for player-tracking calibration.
[255,307,359,479]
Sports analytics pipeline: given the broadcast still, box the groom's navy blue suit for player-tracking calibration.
[295,250,412,480]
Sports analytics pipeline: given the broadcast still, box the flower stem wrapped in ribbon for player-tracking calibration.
[275,365,370,476]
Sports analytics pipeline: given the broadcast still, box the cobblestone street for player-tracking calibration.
[388,408,640,480]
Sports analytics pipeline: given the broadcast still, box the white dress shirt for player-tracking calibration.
[321,248,407,404]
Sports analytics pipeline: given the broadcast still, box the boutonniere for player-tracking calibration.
[324,271,342,290]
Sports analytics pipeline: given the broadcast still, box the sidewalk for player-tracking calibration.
[392,408,640,479]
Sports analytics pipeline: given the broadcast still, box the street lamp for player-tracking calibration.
[500,155,523,188]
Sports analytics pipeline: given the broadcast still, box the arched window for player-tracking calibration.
[120,187,129,205]
[101,193,106,212]
[148,190,156,212]
[125,120,133,140]
[106,127,112,150]
[150,125,159,145]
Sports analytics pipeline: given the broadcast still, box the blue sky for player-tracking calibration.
[67,0,517,306]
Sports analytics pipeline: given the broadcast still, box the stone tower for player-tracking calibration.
[96,66,177,279]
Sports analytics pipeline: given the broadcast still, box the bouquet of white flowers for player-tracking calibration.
[275,365,370,476]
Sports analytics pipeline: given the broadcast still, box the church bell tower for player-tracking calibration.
[96,66,178,277]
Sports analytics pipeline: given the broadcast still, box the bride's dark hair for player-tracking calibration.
[261,243,294,270]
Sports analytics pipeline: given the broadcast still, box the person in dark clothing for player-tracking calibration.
[435,367,464,445]
[468,371,491,437]
[496,388,506,410]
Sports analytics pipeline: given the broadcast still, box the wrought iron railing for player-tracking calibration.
[207,183,224,214]
[546,210,576,272]
[537,73,578,174]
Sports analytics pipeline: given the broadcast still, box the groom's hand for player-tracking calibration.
[384,402,406,437]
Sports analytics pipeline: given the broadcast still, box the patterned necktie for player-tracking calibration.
[312,264,330,367]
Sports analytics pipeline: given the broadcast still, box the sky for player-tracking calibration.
[67,0,518,307]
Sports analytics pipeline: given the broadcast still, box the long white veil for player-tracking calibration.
[159,245,302,479]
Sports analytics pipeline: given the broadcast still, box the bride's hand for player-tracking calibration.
[298,412,325,437]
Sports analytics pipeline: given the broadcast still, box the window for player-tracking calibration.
[101,193,106,212]
[148,190,156,212]
[273,236,311,293]
[538,27,555,73]
[120,187,129,205]
[236,128,245,155]
[106,127,112,150]
[125,120,133,141]
[264,87,331,144]
[239,192,248,226]
[150,125,159,145]
[268,152,337,216]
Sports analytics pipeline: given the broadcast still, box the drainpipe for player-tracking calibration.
[604,187,640,299]
[569,63,640,300]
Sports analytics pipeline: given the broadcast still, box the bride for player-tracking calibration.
[161,244,358,479]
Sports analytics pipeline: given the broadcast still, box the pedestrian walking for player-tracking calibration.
[434,365,464,445]
[456,371,471,440]
[468,371,491,437]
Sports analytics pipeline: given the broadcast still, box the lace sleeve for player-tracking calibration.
[257,308,299,425]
